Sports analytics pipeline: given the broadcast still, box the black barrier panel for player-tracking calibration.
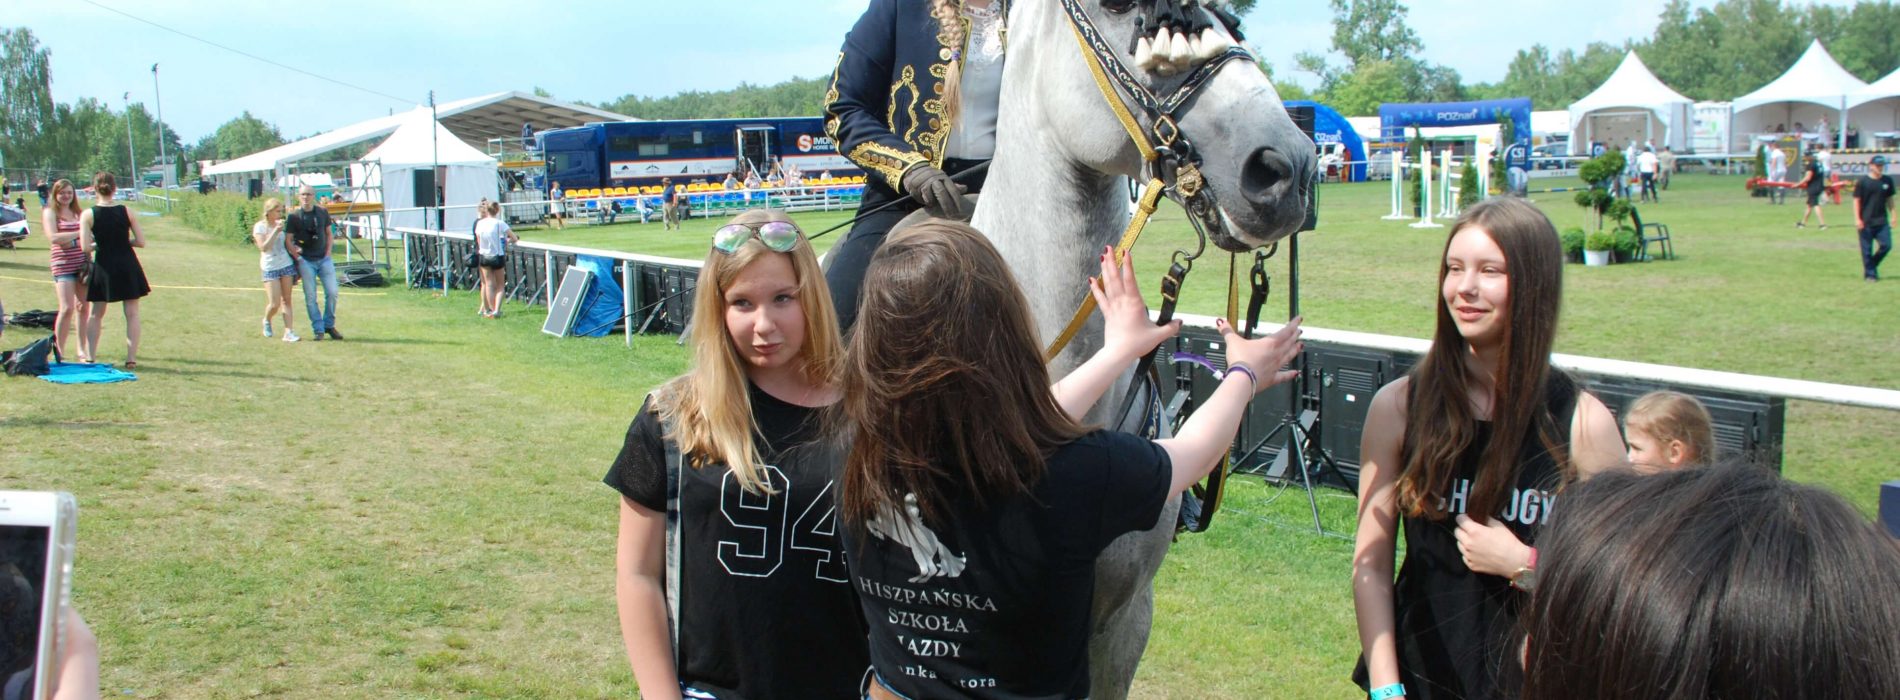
[1312,344,1410,486]
[1582,377,1786,472]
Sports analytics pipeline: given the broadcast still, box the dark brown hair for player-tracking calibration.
[1520,461,1900,699]
[92,171,117,198]
[1398,197,1568,519]
[839,220,1087,527]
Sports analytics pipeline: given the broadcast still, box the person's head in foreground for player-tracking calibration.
[1519,461,1900,700]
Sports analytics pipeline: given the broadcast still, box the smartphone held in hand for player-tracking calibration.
[0,491,76,700]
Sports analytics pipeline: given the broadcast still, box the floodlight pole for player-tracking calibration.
[152,63,171,210]
[122,92,138,188]
[430,90,441,232]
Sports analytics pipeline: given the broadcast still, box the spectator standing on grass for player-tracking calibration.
[79,172,151,368]
[286,185,342,340]
[473,201,516,319]
[1768,145,1789,204]
[1657,146,1676,190]
[252,198,300,343]
[660,178,680,230]
[35,180,49,207]
[1795,152,1828,229]
[1352,198,1626,700]
[605,209,868,699]
[1853,155,1894,282]
[547,181,566,231]
[839,222,1301,698]
[1636,146,1659,203]
[42,179,91,361]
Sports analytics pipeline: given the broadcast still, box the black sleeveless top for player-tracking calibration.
[1356,372,1580,700]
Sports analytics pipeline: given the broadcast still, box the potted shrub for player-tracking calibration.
[1584,231,1614,266]
[1612,226,1641,263]
[1560,227,1586,264]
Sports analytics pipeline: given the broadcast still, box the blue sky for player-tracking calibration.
[19,0,1856,142]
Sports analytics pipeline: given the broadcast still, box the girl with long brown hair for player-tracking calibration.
[40,179,90,360]
[603,210,864,699]
[839,221,1302,699]
[1351,197,1625,700]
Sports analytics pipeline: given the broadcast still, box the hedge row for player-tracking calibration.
[169,191,266,245]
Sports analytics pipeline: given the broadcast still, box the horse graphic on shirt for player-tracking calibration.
[869,493,965,583]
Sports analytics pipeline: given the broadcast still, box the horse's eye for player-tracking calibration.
[1102,0,1138,14]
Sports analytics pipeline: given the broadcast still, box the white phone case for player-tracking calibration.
[0,491,76,700]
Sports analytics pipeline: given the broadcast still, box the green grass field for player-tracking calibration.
[0,174,1893,698]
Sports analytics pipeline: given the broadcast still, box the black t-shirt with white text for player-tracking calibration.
[844,430,1172,699]
[1855,174,1894,228]
[604,385,867,700]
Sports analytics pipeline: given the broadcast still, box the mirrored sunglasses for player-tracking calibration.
[713,220,802,254]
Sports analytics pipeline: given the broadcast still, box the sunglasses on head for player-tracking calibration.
[713,220,802,254]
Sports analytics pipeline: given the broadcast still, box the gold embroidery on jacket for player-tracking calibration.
[890,65,921,147]
[822,51,846,140]
[847,141,928,189]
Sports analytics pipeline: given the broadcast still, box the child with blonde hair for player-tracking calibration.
[1622,390,1714,471]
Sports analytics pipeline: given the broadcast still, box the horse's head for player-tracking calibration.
[1012,0,1314,252]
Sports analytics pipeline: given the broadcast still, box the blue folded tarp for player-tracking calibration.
[38,362,137,384]
[572,255,624,337]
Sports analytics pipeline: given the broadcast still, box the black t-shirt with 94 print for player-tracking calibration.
[844,430,1172,699]
[603,385,867,700]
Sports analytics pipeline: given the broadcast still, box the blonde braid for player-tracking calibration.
[930,0,967,130]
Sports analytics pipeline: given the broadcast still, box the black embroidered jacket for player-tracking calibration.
[823,0,1009,194]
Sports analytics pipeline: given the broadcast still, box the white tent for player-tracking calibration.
[349,109,498,233]
[1732,40,1868,150]
[1568,51,1693,152]
[1848,66,1900,144]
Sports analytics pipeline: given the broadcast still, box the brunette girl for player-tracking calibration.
[40,180,90,360]
[1352,197,1625,700]
[839,221,1302,698]
[80,172,151,368]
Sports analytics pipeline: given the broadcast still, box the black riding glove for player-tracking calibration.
[902,165,969,221]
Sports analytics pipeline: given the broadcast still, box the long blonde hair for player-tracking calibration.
[931,0,969,129]
[658,209,844,494]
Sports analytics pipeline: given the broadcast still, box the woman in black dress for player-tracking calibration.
[80,172,150,368]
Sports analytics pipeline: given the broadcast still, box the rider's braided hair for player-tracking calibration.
[930,0,967,130]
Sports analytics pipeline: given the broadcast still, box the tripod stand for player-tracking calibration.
[1234,232,1357,537]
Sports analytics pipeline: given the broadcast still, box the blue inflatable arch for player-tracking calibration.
[1284,100,1368,182]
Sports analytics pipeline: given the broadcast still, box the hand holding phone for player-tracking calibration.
[0,491,76,700]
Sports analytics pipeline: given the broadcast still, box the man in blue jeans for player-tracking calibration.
[1854,155,1895,282]
[285,185,343,339]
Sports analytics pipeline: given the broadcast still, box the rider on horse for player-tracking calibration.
[822,0,1009,330]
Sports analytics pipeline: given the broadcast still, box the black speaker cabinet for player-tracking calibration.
[413,169,438,208]
[1581,377,1786,471]
[1310,344,1407,486]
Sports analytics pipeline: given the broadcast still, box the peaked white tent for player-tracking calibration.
[1848,66,1900,143]
[1568,52,1694,152]
[1732,40,1868,149]
[349,109,498,233]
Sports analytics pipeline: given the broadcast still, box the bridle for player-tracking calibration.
[1046,0,1260,533]
[1044,0,1257,361]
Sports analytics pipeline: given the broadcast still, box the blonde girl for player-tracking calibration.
[1621,390,1714,471]
[604,210,864,699]
[253,198,299,342]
